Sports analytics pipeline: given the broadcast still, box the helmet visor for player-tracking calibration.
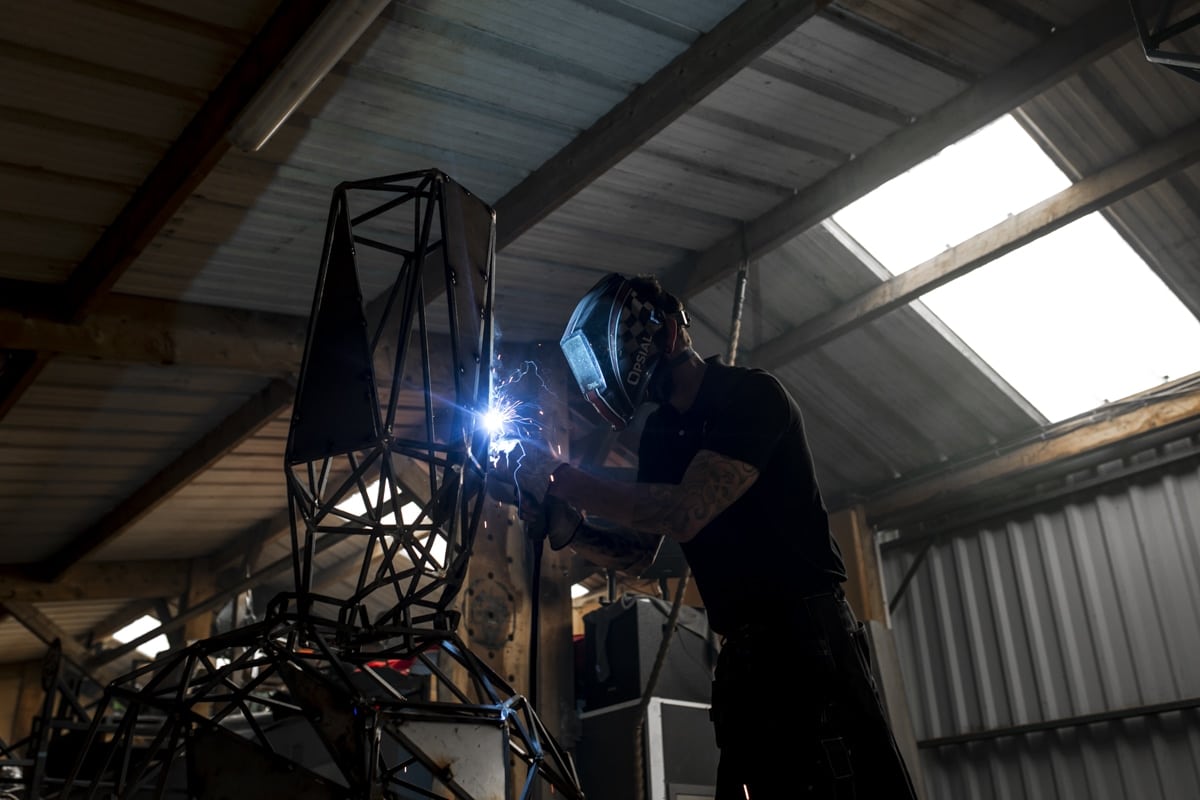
[559,273,663,430]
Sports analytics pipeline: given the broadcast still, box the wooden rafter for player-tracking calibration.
[35,378,296,580]
[0,600,126,685]
[0,560,192,602]
[0,295,307,373]
[865,385,1200,520]
[0,0,332,421]
[494,0,830,249]
[662,0,1134,299]
[748,119,1200,368]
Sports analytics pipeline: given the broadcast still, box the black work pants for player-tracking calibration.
[710,591,917,799]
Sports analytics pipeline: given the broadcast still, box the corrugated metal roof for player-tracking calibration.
[1,9,1199,790]
[0,358,269,562]
[0,599,130,663]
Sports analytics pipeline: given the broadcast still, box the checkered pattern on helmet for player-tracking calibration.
[617,296,660,363]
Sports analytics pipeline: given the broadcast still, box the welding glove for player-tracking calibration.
[521,493,584,550]
[486,439,565,509]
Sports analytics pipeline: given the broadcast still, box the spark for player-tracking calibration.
[484,358,563,508]
[483,358,551,456]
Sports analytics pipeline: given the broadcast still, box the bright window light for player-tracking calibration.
[112,614,170,659]
[338,483,447,566]
[834,114,1200,423]
[571,583,591,600]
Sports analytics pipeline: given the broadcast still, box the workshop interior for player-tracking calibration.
[1,1,1199,798]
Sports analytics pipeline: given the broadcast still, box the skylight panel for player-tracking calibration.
[112,614,170,659]
[833,114,1200,423]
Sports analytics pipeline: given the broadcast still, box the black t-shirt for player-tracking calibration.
[638,358,846,635]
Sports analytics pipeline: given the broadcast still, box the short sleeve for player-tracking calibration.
[701,371,790,470]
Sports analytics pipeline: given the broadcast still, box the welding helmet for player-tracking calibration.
[559,273,689,430]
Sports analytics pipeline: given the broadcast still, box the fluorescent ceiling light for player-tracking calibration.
[229,0,390,152]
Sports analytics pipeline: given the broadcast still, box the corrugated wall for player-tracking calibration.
[882,457,1200,799]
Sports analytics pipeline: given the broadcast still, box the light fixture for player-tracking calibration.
[229,0,391,152]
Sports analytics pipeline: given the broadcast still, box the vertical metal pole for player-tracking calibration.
[727,223,750,366]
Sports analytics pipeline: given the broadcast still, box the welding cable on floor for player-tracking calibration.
[632,566,691,800]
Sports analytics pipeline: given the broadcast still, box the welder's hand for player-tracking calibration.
[487,439,564,508]
[522,494,584,550]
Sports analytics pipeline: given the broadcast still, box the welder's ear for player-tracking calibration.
[661,317,681,355]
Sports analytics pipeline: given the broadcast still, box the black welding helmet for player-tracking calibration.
[559,272,688,430]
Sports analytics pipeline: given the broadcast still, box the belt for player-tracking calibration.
[722,586,848,644]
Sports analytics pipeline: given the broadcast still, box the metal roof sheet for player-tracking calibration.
[1,4,1198,754]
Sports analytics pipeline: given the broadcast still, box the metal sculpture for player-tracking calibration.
[45,170,584,800]
[1130,0,1200,81]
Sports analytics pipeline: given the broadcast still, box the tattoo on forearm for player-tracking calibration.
[632,450,757,541]
[570,524,660,572]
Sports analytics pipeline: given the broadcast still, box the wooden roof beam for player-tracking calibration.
[0,600,126,686]
[0,295,307,374]
[57,1,332,321]
[863,383,1200,521]
[663,0,1135,299]
[0,294,473,375]
[494,0,829,249]
[0,560,192,603]
[0,1,332,421]
[748,119,1200,368]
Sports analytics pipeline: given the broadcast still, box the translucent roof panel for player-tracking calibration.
[833,114,1200,423]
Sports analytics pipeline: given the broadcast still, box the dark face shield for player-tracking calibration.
[559,273,665,430]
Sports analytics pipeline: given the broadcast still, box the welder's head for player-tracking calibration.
[559,272,691,430]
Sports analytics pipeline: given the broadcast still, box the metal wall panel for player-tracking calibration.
[882,458,1200,798]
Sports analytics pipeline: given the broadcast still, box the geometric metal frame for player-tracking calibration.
[1129,0,1200,82]
[284,169,497,653]
[55,597,583,799]
[42,170,584,799]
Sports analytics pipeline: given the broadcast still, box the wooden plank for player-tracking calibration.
[0,295,474,377]
[57,0,332,320]
[829,506,887,624]
[0,0,332,420]
[0,350,49,420]
[865,388,1200,519]
[494,0,829,249]
[0,560,191,602]
[183,560,215,642]
[35,378,295,579]
[663,0,1134,299]
[750,119,1200,367]
[0,295,307,374]
[10,659,43,745]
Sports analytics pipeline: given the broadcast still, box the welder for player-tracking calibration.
[491,272,917,799]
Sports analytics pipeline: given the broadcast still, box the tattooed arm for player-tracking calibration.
[549,449,759,544]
